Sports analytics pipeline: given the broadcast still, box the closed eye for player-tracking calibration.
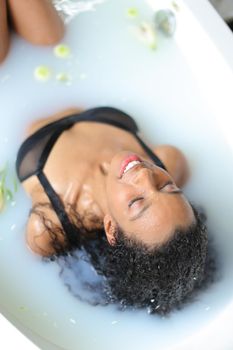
[159,181,182,193]
[128,197,144,208]
[159,181,173,190]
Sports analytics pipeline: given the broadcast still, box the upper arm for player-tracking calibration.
[26,211,54,256]
[153,145,190,188]
[26,202,65,257]
[23,108,82,255]
[25,108,82,138]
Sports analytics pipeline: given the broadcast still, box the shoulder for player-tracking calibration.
[24,108,82,138]
[152,145,190,188]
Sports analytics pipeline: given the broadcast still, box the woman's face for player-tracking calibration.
[104,151,195,247]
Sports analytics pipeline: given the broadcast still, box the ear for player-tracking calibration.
[103,214,117,246]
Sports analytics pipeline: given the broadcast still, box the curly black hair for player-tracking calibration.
[38,203,216,315]
[82,205,216,314]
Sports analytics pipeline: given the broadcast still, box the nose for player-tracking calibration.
[132,167,159,191]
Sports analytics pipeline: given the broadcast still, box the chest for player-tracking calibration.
[43,121,145,187]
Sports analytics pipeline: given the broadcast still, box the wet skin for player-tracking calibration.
[23,109,195,256]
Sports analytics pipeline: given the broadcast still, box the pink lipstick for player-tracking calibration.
[119,154,142,178]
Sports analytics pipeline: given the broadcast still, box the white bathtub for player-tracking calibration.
[1,0,233,349]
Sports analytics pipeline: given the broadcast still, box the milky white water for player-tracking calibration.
[1,0,233,349]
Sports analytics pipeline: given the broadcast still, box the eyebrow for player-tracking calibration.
[129,190,183,221]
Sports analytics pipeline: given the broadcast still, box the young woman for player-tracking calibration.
[16,106,211,314]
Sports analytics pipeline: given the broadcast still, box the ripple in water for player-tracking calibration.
[53,0,107,23]
[57,248,111,306]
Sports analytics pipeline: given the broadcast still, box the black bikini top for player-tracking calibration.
[16,107,166,247]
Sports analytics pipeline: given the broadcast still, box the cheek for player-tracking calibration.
[163,197,195,227]
[106,180,130,215]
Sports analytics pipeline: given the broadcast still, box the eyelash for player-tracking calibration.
[128,181,175,207]
[128,197,144,208]
[159,181,173,190]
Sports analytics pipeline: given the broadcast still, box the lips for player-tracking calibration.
[119,154,142,178]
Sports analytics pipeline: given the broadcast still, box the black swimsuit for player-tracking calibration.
[16,107,166,247]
